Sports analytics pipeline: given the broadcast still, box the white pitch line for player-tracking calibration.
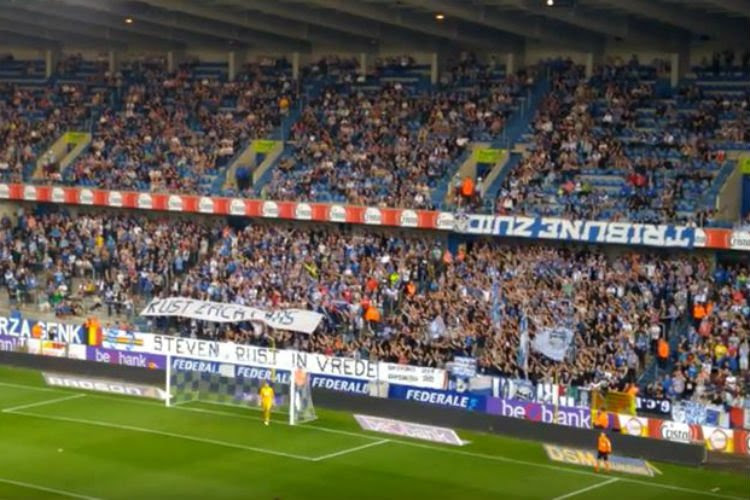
[382,440,746,500]
[0,381,68,393]
[6,409,315,462]
[103,401,750,500]
[2,393,86,413]
[312,439,390,462]
[165,404,746,500]
[171,400,384,440]
[0,381,745,500]
[551,477,619,500]
[0,477,102,500]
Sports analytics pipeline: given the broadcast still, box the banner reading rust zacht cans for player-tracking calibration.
[140,297,323,334]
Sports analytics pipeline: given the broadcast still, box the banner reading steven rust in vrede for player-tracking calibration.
[140,297,323,334]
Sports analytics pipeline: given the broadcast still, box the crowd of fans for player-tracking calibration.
[492,59,743,225]
[0,53,748,414]
[258,66,529,208]
[0,209,746,400]
[64,61,295,193]
[0,82,102,182]
[1,54,746,227]
[644,262,750,408]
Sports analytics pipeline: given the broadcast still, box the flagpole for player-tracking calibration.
[553,371,559,424]
[518,307,529,381]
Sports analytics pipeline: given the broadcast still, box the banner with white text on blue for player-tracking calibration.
[460,215,696,249]
[171,357,372,396]
[0,315,85,344]
[388,384,487,412]
[233,365,372,395]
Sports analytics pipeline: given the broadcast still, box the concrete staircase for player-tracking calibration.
[482,152,522,211]
[714,152,746,224]
[223,140,284,193]
[32,131,91,180]
[441,144,509,208]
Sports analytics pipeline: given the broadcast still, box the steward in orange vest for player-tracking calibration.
[595,432,612,472]
[594,408,609,429]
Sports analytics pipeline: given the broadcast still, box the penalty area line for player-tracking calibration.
[1,393,86,413]
[6,409,316,462]
[0,381,744,500]
[0,476,102,500]
[38,394,750,500]
[551,477,619,500]
[0,381,69,393]
[312,439,390,462]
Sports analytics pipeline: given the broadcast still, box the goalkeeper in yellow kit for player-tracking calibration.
[259,381,275,426]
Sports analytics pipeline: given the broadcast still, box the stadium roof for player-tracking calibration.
[2,0,749,53]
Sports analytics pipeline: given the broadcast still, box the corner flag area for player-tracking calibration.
[0,366,747,500]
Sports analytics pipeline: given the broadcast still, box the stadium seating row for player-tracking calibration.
[1,55,747,227]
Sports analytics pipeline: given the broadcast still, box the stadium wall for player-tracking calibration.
[6,44,750,73]
[1,185,745,251]
[311,388,707,466]
[0,349,162,386]
[690,42,750,67]
[0,349,707,467]
[1,47,46,59]
[11,201,450,242]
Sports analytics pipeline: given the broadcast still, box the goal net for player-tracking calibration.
[165,356,317,425]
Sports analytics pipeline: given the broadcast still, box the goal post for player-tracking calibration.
[164,354,316,425]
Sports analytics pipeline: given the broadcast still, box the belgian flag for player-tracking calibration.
[86,318,103,346]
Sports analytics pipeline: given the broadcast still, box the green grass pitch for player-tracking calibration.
[0,365,746,499]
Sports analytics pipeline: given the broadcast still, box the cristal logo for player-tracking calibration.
[137,193,152,209]
[261,201,279,218]
[329,205,346,222]
[108,191,122,207]
[624,417,643,436]
[167,195,183,211]
[364,207,382,225]
[453,214,469,232]
[198,197,214,213]
[400,210,418,227]
[23,185,36,201]
[295,203,312,220]
[693,229,706,246]
[229,199,245,215]
[0,184,9,199]
[708,429,728,451]
[51,187,65,204]
[436,212,455,230]
[730,233,750,249]
[660,423,693,443]
[79,189,94,205]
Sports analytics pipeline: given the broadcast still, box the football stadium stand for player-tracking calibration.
[0,2,748,495]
